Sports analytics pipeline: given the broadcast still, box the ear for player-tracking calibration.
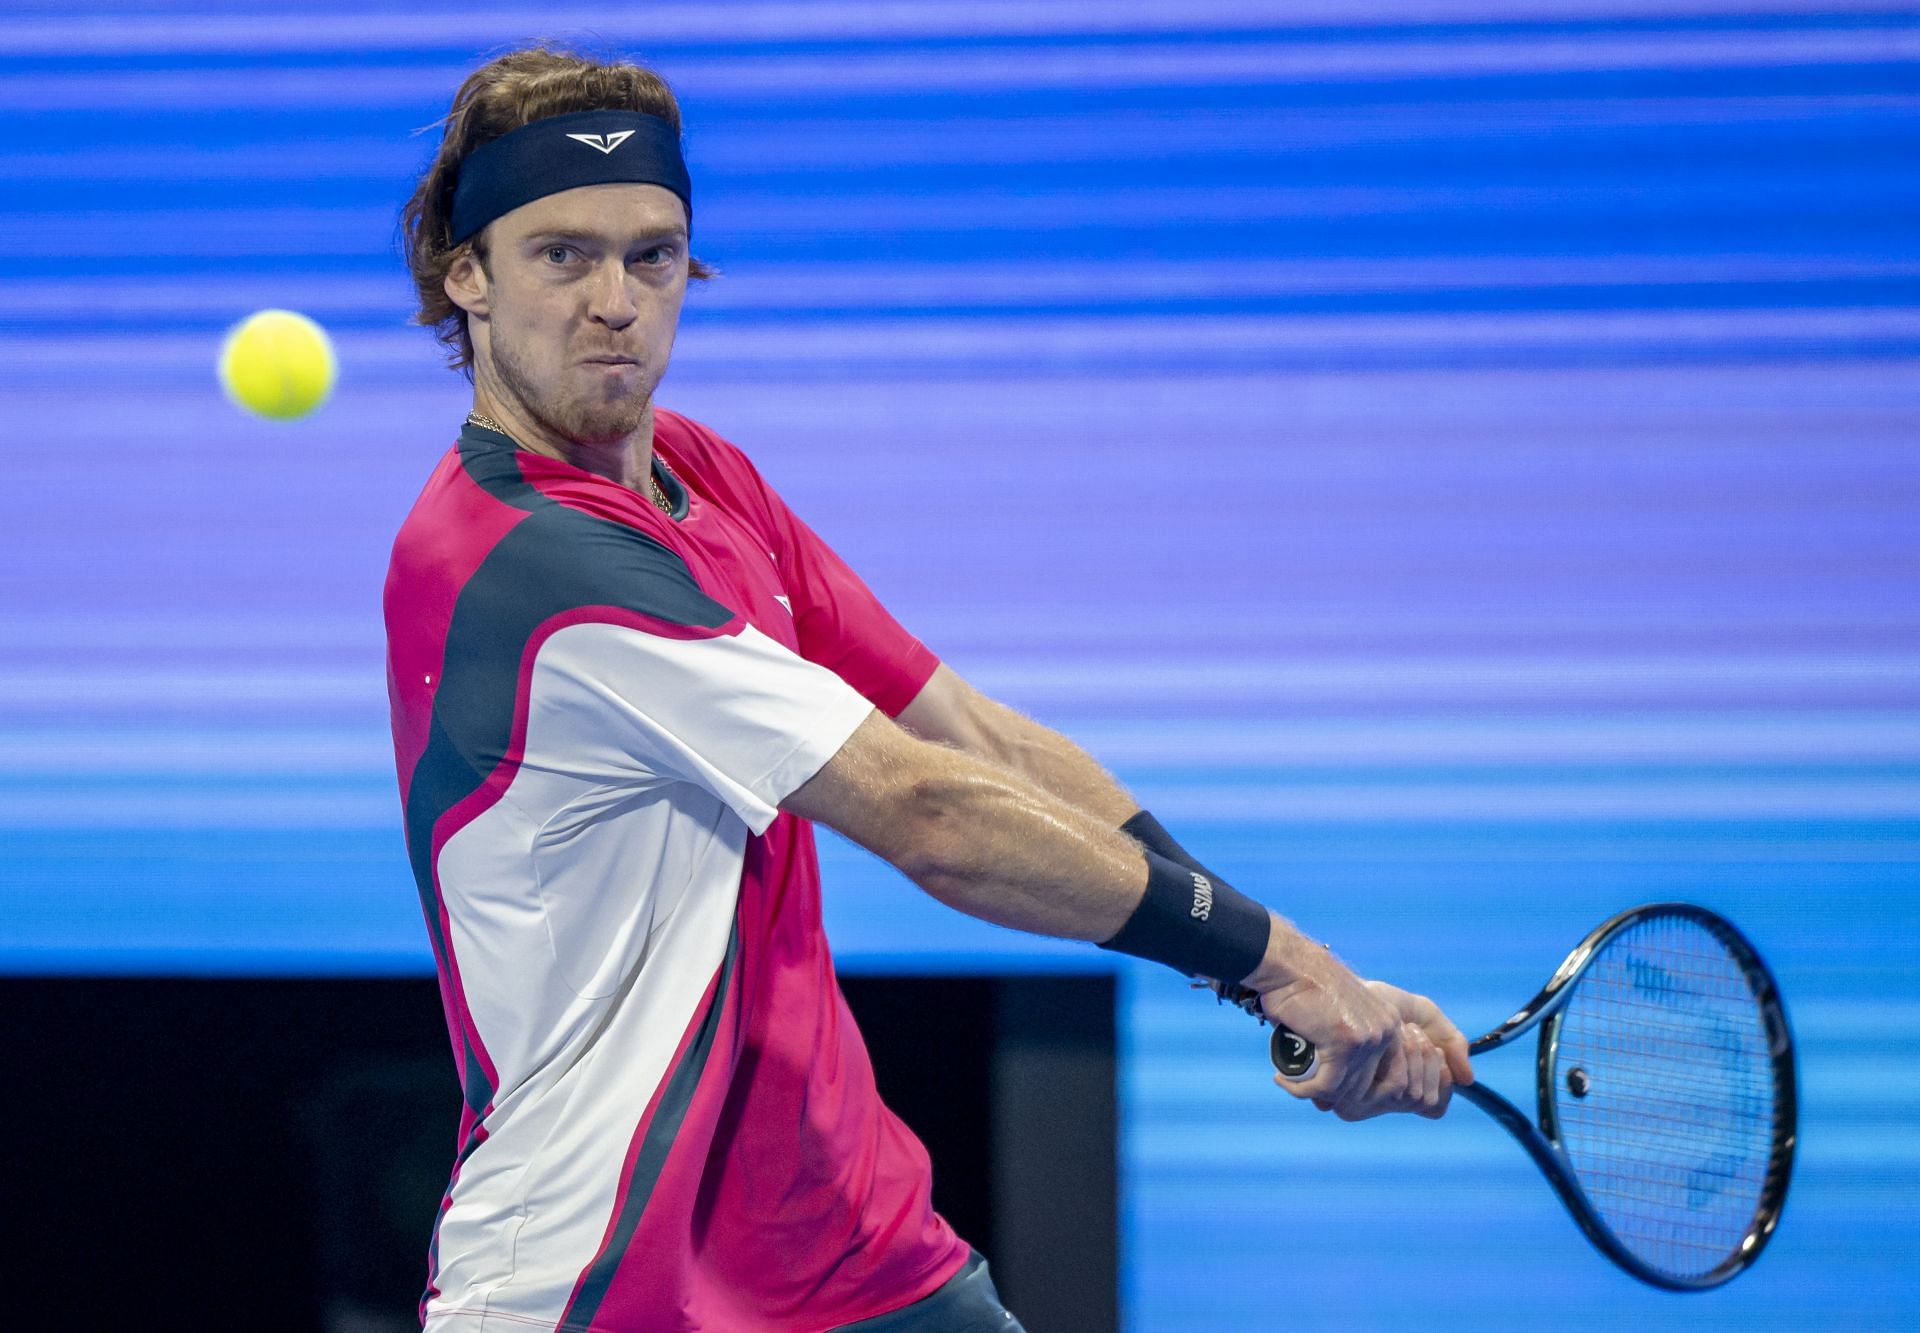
[443,244,491,319]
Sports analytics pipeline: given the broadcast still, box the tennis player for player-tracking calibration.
[387,45,1473,1333]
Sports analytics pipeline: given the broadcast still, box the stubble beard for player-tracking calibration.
[489,321,653,448]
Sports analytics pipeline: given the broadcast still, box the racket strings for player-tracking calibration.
[1551,915,1779,1282]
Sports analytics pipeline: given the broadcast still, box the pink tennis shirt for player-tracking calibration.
[383,409,970,1331]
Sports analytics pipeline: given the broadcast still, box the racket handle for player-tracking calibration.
[1269,1024,1318,1080]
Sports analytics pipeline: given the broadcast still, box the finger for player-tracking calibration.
[1383,1031,1435,1119]
[1396,1031,1435,1118]
[1427,1056,1454,1120]
[1420,1041,1442,1113]
[1405,1035,1430,1109]
[1344,1023,1399,1109]
[1353,1031,1405,1113]
[1392,1029,1425,1108]
[1296,1045,1362,1109]
[1274,1049,1346,1102]
[1342,1030,1408,1119]
[1428,1011,1474,1087]
[1336,1094,1389,1123]
[1278,1061,1350,1104]
[1438,1040,1472,1088]
[1402,993,1474,1088]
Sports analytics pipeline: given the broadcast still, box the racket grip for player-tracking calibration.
[1269,1024,1318,1080]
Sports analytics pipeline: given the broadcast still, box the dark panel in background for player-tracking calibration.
[991,977,1119,1333]
[4,974,1114,1332]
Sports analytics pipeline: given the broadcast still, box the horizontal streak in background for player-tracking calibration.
[9,312,1918,385]
[4,30,1917,109]
[12,175,1911,251]
[6,714,1918,773]
[6,99,1913,183]
[3,653,1914,710]
[2,782,1913,830]
[10,604,1916,651]
[11,257,1919,320]
[6,0,1917,55]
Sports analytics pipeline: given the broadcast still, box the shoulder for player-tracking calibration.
[655,407,777,500]
[654,405,742,461]
[488,490,738,636]
[410,435,736,634]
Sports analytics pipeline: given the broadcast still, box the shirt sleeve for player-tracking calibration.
[465,498,875,837]
[739,458,940,718]
[528,615,875,836]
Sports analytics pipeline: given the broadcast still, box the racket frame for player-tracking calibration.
[1455,901,1798,1291]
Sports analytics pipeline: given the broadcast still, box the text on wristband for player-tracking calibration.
[1190,872,1214,921]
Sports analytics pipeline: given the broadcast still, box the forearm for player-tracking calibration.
[926,760,1338,992]
[944,710,1320,971]
[871,681,1463,1113]
[865,734,1150,942]
[957,696,1141,828]
[965,709,1327,991]
[790,709,1318,988]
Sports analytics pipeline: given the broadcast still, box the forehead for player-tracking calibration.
[494,182,687,243]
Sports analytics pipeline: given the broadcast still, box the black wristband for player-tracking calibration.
[1121,809,1204,873]
[1097,848,1272,986]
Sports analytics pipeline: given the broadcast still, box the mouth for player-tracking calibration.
[584,356,640,366]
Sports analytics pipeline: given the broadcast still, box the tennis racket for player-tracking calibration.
[1248,902,1797,1290]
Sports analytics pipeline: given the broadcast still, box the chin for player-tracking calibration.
[563,402,650,445]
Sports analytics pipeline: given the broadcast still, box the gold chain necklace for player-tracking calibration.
[465,410,676,517]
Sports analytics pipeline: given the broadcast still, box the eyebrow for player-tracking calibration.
[525,226,686,246]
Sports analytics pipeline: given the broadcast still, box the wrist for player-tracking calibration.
[1119,809,1293,987]
[1239,913,1337,993]
[1096,850,1271,985]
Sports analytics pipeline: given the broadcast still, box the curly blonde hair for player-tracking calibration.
[397,44,715,380]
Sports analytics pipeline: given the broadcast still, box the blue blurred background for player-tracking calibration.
[2,1,1916,1327]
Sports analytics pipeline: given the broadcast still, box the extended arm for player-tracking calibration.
[804,662,1473,1117]
[780,703,1465,1118]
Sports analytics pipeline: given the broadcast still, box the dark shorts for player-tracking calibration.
[833,1249,1026,1332]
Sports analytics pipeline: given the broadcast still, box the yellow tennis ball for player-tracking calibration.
[218,308,337,420]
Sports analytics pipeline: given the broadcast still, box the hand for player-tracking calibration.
[1244,931,1473,1121]
[1303,983,1474,1122]
[1364,980,1474,1098]
[1251,948,1402,1116]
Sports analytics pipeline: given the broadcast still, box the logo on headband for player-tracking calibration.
[565,130,636,155]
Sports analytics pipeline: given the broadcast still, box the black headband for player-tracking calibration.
[448,109,693,248]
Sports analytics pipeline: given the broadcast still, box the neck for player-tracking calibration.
[471,391,657,495]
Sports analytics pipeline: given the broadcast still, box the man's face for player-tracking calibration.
[447,183,689,446]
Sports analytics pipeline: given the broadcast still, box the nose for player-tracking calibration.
[586,258,639,329]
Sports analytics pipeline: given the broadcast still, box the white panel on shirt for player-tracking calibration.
[424,618,876,1324]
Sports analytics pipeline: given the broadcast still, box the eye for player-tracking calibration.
[635,244,675,267]
[543,245,573,264]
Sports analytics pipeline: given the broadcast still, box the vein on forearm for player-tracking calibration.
[886,744,1145,942]
[964,701,1140,828]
